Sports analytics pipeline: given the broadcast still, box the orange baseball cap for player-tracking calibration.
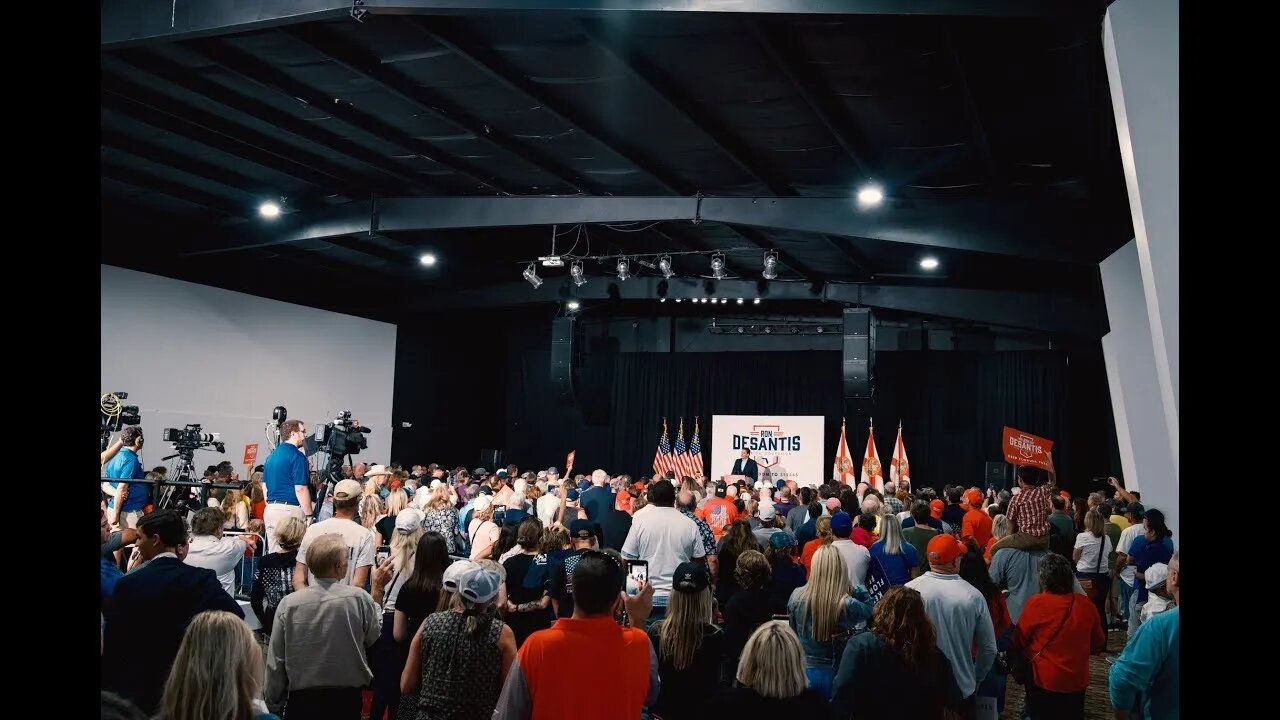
[929,499,945,519]
[1059,490,1071,500]
[927,534,966,565]
[964,488,983,508]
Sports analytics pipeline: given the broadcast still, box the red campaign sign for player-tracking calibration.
[565,450,576,473]
[1001,427,1053,471]
[243,443,259,465]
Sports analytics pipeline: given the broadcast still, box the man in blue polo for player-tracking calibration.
[264,419,312,551]
[104,425,149,529]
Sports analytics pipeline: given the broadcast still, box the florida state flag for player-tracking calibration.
[833,419,856,485]
[861,419,884,490]
[890,420,909,488]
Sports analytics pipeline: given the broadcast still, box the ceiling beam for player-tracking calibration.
[101,80,381,196]
[101,130,288,201]
[183,39,513,195]
[942,30,1006,194]
[176,195,1111,264]
[277,24,598,195]
[410,277,1106,336]
[103,1,1096,48]
[108,51,433,193]
[102,163,250,216]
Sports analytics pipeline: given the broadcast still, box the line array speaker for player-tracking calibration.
[842,308,875,399]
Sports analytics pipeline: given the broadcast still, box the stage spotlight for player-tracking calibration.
[616,257,631,281]
[674,298,683,303]
[658,255,674,279]
[764,326,772,334]
[566,300,581,311]
[736,326,744,334]
[920,257,940,270]
[856,184,884,207]
[523,263,543,289]
[419,253,437,267]
[571,260,587,287]
[816,326,824,334]
[753,298,761,305]
[737,298,744,305]
[710,253,727,280]
[659,297,667,303]
[258,201,281,219]
[762,251,778,280]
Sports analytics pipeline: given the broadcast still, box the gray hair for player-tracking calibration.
[997,490,1012,505]
[1037,552,1075,595]
[305,534,348,580]
[861,495,883,516]
[1088,491,1105,507]
[883,481,896,495]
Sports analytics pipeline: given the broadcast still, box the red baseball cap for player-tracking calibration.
[929,499,945,519]
[927,534,966,565]
[964,488,983,508]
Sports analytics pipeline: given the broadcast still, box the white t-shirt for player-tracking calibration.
[620,506,706,600]
[831,538,872,587]
[185,535,247,599]
[536,493,561,526]
[297,517,376,586]
[1074,532,1113,573]
[383,562,414,612]
[1115,524,1144,584]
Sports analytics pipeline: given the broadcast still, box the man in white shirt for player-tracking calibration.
[295,479,376,589]
[905,534,997,712]
[536,481,561,526]
[184,506,256,599]
[1113,503,1146,631]
[828,511,871,587]
[621,480,706,625]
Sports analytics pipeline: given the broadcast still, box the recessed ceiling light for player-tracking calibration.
[920,257,940,270]
[566,301,580,311]
[753,298,761,305]
[659,297,667,303]
[419,253,437,266]
[856,185,884,207]
[258,201,281,219]
[737,298,744,305]
[674,298,683,303]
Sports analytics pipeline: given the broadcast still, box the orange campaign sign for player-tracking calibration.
[243,443,259,466]
[1001,427,1053,470]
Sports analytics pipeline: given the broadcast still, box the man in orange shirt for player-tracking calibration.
[961,488,994,548]
[696,483,740,542]
[493,551,658,720]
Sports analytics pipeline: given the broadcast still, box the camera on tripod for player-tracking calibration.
[100,391,140,433]
[316,411,372,457]
[162,424,226,453]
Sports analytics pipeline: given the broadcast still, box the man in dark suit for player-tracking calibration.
[102,509,244,714]
[730,448,759,483]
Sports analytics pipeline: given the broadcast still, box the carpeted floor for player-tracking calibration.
[1001,629,1125,719]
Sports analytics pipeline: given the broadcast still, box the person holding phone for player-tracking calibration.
[549,520,600,619]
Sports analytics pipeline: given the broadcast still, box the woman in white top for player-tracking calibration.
[1072,509,1113,626]
[369,507,423,720]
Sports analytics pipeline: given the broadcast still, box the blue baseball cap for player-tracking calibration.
[567,488,580,502]
[830,511,854,537]
[769,531,795,550]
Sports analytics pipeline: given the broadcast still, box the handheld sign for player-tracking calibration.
[243,443,259,465]
[863,556,892,606]
[1001,427,1053,471]
[565,450,576,473]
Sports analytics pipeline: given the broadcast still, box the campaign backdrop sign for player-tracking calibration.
[711,415,825,487]
[1001,426,1054,470]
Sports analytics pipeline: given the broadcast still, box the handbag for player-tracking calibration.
[1079,535,1107,601]
[1003,594,1074,686]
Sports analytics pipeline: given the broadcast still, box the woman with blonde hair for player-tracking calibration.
[717,621,832,715]
[369,508,424,720]
[156,610,278,720]
[869,513,919,586]
[800,515,834,575]
[250,516,306,637]
[421,483,461,554]
[222,488,250,531]
[362,494,386,531]
[1073,508,1113,627]
[786,544,872,699]
[985,514,1010,564]
[648,561,725,720]
[374,489,410,548]
[831,586,960,719]
[248,472,266,522]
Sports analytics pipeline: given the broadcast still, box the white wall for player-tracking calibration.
[101,265,396,475]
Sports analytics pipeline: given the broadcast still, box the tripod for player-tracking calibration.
[312,451,353,522]
[158,448,205,513]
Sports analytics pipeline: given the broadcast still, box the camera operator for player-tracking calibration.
[264,419,313,551]
[104,426,149,529]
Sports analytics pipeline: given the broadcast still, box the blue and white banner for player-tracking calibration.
[711,415,825,487]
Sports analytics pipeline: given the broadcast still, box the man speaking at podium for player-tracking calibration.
[730,448,759,483]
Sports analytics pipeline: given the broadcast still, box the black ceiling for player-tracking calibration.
[100,0,1129,330]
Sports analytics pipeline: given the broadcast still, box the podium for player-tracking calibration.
[721,475,749,486]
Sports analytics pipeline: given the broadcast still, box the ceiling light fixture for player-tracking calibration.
[762,251,779,280]
[920,257,940,270]
[710,252,727,280]
[658,255,674,279]
[753,298,761,305]
[566,300,580,311]
[570,260,587,287]
[258,201,281,219]
[674,298,683,303]
[419,253,437,267]
[856,184,884,207]
[737,298,744,305]
[659,297,667,303]
[616,257,631,281]
[523,263,543,289]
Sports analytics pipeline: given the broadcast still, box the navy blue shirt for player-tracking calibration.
[263,443,309,504]
[580,485,613,525]
[105,448,148,512]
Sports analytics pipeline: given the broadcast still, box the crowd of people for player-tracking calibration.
[101,426,1179,720]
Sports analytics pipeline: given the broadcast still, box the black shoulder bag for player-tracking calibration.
[1004,594,1074,687]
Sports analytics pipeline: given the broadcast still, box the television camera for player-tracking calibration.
[100,391,141,451]
[312,410,373,520]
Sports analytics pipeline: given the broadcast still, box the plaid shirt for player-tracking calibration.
[1007,483,1052,537]
[884,496,904,515]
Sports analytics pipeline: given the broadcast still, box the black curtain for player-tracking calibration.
[601,350,1116,495]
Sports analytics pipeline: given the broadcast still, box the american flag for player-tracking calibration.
[673,418,691,479]
[653,419,674,477]
[689,418,705,478]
